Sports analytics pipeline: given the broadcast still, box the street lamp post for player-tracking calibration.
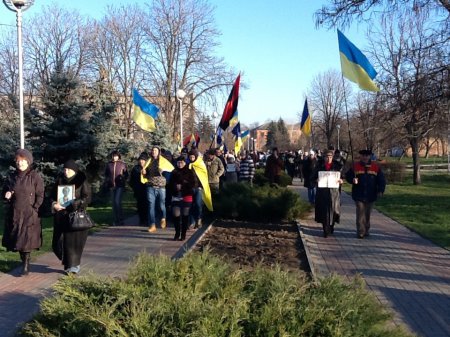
[336,124,341,150]
[3,0,34,149]
[176,89,186,150]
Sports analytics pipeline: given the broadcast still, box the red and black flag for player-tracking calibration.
[183,133,200,148]
[219,74,240,130]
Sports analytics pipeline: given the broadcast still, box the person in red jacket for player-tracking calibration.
[345,149,386,238]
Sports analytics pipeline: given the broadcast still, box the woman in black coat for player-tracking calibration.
[313,150,344,238]
[51,160,91,274]
[168,156,195,241]
[2,149,44,276]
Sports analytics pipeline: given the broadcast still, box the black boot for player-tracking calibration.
[180,215,189,241]
[20,252,30,276]
[322,224,330,238]
[173,216,181,240]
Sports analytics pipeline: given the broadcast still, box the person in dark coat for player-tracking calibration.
[313,150,344,237]
[188,148,204,229]
[104,150,128,226]
[345,149,386,238]
[2,149,44,276]
[168,156,195,240]
[129,152,149,226]
[302,150,318,203]
[264,147,284,184]
[51,160,92,274]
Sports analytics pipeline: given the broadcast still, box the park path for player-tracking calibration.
[0,216,203,337]
[292,179,450,337]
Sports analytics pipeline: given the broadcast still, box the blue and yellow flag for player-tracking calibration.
[140,156,174,184]
[300,99,311,137]
[232,122,243,154]
[189,157,213,211]
[229,110,239,129]
[132,89,160,131]
[241,129,250,142]
[337,30,379,92]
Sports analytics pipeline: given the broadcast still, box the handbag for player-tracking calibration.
[68,209,95,231]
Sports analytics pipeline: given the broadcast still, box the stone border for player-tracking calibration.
[295,220,317,280]
[172,219,216,259]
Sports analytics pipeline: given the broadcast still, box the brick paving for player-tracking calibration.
[293,180,450,337]
[0,215,201,337]
[2,182,449,337]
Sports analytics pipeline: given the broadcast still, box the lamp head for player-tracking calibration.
[3,0,34,11]
[176,89,186,100]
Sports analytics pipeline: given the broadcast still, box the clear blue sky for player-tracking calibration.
[0,0,368,127]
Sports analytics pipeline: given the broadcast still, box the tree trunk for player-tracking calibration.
[410,138,421,185]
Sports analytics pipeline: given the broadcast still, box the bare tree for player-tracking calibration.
[315,0,450,29]
[142,0,235,140]
[24,5,91,94]
[308,69,350,150]
[369,8,449,184]
[90,4,147,139]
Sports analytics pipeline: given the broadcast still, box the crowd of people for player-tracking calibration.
[2,144,385,277]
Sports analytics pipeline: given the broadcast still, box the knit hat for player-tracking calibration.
[309,150,315,155]
[63,159,79,172]
[15,148,33,165]
[138,152,149,161]
[176,155,187,163]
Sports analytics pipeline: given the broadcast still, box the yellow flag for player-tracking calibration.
[141,156,174,184]
[189,157,213,211]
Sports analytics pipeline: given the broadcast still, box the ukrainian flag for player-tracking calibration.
[232,122,243,154]
[140,156,174,184]
[132,89,160,131]
[338,30,379,92]
[189,158,213,211]
[300,99,311,137]
[229,110,239,129]
[241,129,250,142]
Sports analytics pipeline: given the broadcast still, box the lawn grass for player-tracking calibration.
[383,156,448,165]
[0,189,137,273]
[344,172,450,249]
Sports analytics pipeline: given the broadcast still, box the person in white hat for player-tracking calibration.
[302,150,317,203]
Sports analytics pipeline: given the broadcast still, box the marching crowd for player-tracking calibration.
[2,144,385,277]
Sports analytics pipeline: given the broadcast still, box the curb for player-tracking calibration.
[172,219,216,259]
[296,220,317,280]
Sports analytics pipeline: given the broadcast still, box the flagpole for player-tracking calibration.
[341,75,354,163]
[209,125,220,149]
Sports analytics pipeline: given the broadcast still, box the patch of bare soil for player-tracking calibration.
[194,220,310,275]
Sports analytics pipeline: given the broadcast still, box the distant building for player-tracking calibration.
[250,122,302,152]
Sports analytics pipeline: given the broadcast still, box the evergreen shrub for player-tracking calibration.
[253,168,293,187]
[214,183,309,222]
[20,252,413,337]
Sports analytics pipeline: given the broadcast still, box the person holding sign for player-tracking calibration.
[313,150,344,237]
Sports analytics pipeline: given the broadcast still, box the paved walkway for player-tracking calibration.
[0,216,204,337]
[293,179,450,337]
